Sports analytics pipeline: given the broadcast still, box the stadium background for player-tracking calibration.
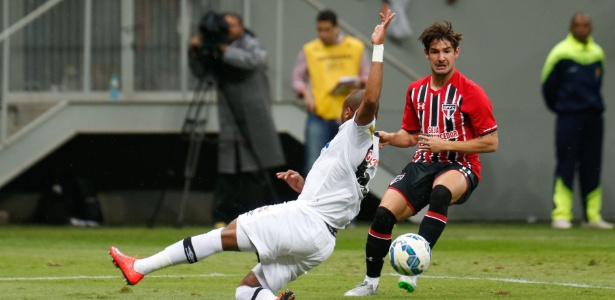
[0,0,614,225]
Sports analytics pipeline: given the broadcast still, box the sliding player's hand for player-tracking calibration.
[371,10,396,45]
[276,170,305,194]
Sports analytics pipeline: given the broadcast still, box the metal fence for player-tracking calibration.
[0,0,247,142]
[1,0,243,93]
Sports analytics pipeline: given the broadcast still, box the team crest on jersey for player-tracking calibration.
[442,103,456,120]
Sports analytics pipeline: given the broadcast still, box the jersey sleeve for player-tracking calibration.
[401,84,421,131]
[462,85,498,135]
[349,115,376,148]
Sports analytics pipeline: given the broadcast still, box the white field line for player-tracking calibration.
[1,273,614,290]
[417,274,615,290]
[0,273,233,281]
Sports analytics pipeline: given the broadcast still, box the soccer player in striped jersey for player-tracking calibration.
[345,21,498,296]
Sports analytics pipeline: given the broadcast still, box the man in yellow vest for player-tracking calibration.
[292,10,370,175]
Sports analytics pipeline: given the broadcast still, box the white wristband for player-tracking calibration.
[372,44,384,62]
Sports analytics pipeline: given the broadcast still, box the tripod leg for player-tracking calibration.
[150,80,211,228]
[175,132,204,228]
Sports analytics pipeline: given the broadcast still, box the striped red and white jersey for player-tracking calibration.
[402,70,497,181]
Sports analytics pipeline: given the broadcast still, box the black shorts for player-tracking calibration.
[388,162,479,214]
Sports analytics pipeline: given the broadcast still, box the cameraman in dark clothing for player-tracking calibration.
[189,12,285,228]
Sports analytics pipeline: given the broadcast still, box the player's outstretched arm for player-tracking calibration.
[355,10,396,125]
[276,170,304,193]
[378,129,420,148]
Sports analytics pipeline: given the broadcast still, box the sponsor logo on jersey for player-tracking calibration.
[364,149,379,167]
[417,103,425,110]
[439,130,459,140]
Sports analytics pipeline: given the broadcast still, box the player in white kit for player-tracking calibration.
[108,10,395,300]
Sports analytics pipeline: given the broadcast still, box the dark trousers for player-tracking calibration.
[553,112,603,221]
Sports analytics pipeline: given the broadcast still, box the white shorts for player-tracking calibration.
[236,201,336,292]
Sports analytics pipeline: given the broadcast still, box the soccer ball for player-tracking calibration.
[389,233,431,276]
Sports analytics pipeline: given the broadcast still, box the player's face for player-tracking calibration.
[317,21,338,45]
[424,39,459,78]
[570,15,592,43]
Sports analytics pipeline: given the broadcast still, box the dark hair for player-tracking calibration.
[418,21,463,50]
[317,10,337,26]
[343,89,380,116]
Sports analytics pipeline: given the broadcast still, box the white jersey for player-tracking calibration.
[297,116,379,229]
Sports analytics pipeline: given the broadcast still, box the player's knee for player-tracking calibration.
[429,185,452,213]
[371,207,397,234]
[237,271,261,288]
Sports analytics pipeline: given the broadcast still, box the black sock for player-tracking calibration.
[418,185,451,249]
[366,207,397,278]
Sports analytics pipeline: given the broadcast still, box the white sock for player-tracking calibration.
[235,285,276,300]
[365,275,380,290]
[133,228,223,275]
[133,251,172,275]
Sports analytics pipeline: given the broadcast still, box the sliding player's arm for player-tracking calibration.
[355,10,395,126]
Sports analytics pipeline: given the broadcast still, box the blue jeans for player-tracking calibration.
[304,113,339,175]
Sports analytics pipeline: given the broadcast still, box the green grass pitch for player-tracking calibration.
[1,222,614,299]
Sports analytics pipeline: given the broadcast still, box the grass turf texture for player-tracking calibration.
[1,223,614,299]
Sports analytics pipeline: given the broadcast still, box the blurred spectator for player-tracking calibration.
[541,12,612,229]
[292,9,370,175]
[189,12,285,228]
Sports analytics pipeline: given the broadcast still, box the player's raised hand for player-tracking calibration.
[371,10,396,45]
[276,170,305,193]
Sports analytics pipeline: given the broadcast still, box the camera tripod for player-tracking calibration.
[148,76,280,228]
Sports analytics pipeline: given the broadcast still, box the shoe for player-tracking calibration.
[551,219,572,229]
[344,281,377,296]
[277,289,295,300]
[398,275,418,293]
[581,220,614,229]
[109,246,144,285]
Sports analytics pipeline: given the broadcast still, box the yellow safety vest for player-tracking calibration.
[304,36,364,120]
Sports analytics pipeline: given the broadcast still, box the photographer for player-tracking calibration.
[189,12,285,228]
